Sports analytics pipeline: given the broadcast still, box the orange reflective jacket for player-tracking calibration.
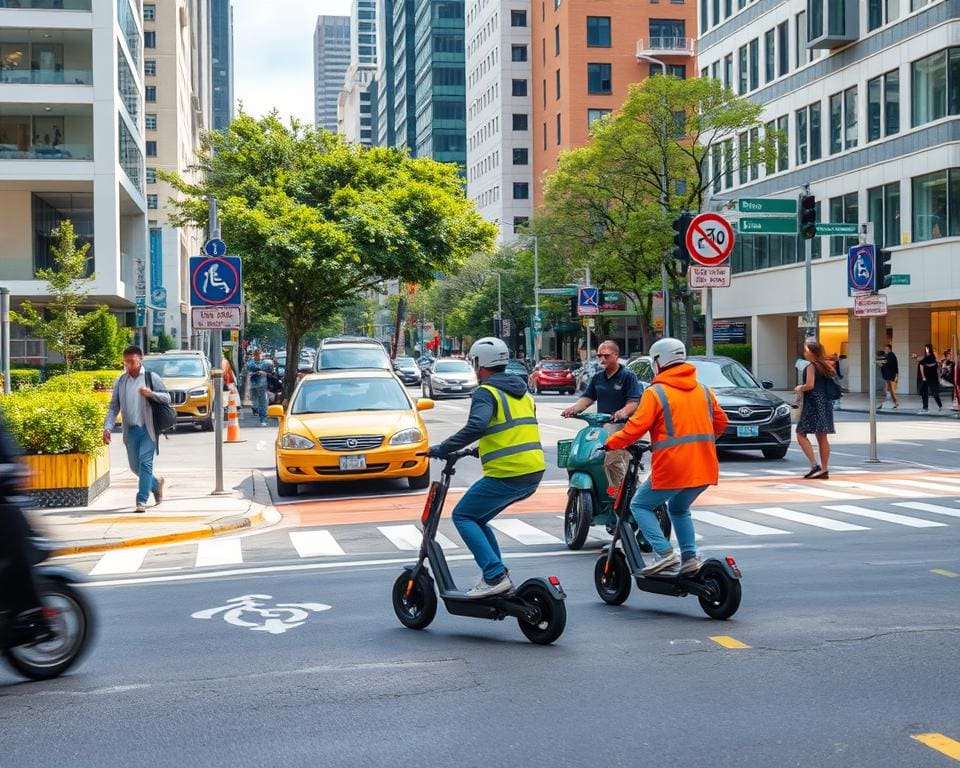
[605,363,728,490]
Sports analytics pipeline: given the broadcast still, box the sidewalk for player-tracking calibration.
[772,389,960,418]
[35,438,279,557]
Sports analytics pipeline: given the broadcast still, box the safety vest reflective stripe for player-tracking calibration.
[477,385,546,477]
[480,441,545,465]
[648,383,717,453]
[483,388,539,435]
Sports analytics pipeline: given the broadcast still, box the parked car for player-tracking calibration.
[142,351,214,430]
[528,361,577,395]
[505,358,530,378]
[421,358,479,398]
[314,336,391,372]
[627,355,792,460]
[271,369,433,496]
[393,356,422,386]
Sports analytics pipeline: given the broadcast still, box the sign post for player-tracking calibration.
[685,212,735,356]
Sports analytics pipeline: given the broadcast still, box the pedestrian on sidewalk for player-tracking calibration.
[103,345,169,513]
[794,340,835,480]
[877,344,899,409]
[245,348,272,426]
[941,350,957,410]
[912,344,942,413]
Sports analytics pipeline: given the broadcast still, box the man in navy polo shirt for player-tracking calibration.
[562,340,643,493]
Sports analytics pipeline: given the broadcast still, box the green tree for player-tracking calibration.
[164,112,496,394]
[12,220,101,373]
[78,308,126,369]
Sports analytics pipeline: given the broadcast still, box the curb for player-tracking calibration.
[51,470,281,557]
[838,406,960,418]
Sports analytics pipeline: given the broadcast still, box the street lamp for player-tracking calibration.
[513,226,541,363]
[488,271,502,337]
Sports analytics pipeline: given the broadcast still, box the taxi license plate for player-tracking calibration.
[450,385,462,391]
[339,455,367,471]
[737,425,759,437]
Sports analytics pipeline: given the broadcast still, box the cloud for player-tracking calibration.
[233,0,352,125]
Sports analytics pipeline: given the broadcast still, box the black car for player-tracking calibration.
[393,356,422,386]
[505,358,530,377]
[627,355,792,460]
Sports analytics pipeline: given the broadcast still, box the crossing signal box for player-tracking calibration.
[672,213,693,276]
[800,193,817,239]
[876,248,893,289]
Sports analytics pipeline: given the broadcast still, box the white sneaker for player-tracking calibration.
[679,556,702,576]
[464,574,513,599]
[918,409,929,414]
[641,549,680,576]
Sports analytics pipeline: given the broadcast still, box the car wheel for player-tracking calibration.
[275,466,298,497]
[408,465,431,490]
[201,417,214,432]
[762,446,789,460]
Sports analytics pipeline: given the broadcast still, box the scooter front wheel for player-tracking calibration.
[594,551,631,605]
[563,490,593,550]
[392,571,438,630]
[697,563,742,620]
[516,583,566,645]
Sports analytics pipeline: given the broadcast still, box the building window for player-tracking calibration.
[911,48,960,128]
[143,3,156,20]
[556,113,562,144]
[829,87,856,153]
[748,38,759,91]
[542,79,547,108]
[146,167,156,185]
[511,9,527,26]
[117,114,142,192]
[587,63,612,94]
[809,102,822,161]
[777,21,789,77]
[868,182,901,248]
[144,59,156,77]
[32,193,94,276]
[586,16,611,47]
[867,70,900,141]
[777,115,788,171]
[828,192,858,255]
[795,108,808,165]
[722,139,733,189]
[144,31,156,49]
[145,140,157,157]
[588,108,611,127]
[650,64,686,78]
[868,0,898,31]
[147,194,158,210]
[749,127,759,180]
[711,144,721,193]
[513,147,529,165]
[738,132,748,185]
[912,169,960,241]
[554,25,560,55]
[145,85,157,102]
[513,182,530,199]
[145,113,157,131]
[723,53,732,89]
[764,120,776,174]
[764,29,775,84]
[555,69,561,98]
[512,113,528,131]
[512,79,527,97]
[796,102,822,163]
[700,0,708,31]
[737,45,747,94]
[511,45,528,62]
[543,122,547,149]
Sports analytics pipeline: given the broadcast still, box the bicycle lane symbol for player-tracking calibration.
[191,594,332,634]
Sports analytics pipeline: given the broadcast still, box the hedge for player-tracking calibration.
[1,388,107,455]
[43,370,121,392]
[690,344,752,368]
[0,368,42,390]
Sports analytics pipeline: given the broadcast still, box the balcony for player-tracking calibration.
[0,105,93,161]
[0,29,92,85]
[806,0,858,49]
[636,37,696,59]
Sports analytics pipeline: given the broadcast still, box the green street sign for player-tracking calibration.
[815,222,858,236]
[538,287,578,297]
[738,217,798,234]
[738,198,798,215]
[890,274,911,285]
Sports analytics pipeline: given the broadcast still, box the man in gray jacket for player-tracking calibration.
[103,345,171,513]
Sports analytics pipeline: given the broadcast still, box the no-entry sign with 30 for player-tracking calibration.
[685,212,735,267]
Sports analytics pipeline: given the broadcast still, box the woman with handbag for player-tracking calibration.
[793,340,836,480]
[912,344,942,413]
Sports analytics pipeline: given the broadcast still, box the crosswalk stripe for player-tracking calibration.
[759,469,795,476]
[751,507,869,531]
[881,478,960,494]
[719,471,750,477]
[778,484,860,500]
[691,510,790,536]
[824,504,947,528]
[378,524,458,550]
[489,519,563,545]
[89,548,149,576]
[892,501,960,519]
[195,539,243,568]
[289,530,346,557]
[832,481,932,498]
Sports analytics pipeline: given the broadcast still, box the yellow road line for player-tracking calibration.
[709,635,751,650]
[912,733,960,760]
[930,569,960,578]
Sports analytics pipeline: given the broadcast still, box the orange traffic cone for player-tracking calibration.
[226,388,245,443]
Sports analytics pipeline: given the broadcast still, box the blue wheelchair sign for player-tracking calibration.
[847,245,875,294]
[203,238,227,257]
[190,255,243,306]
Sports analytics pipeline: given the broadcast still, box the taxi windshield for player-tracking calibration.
[292,377,411,414]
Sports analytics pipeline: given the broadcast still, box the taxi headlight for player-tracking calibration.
[774,403,791,419]
[280,433,314,450]
[189,388,208,398]
[390,428,423,445]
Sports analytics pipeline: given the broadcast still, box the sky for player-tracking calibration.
[233,0,352,126]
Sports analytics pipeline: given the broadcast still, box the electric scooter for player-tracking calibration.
[559,412,671,550]
[391,447,567,644]
[594,442,742,619]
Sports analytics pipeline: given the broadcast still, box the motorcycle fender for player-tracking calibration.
[33,564,87,585]
[517,576,566,600]
[702,556,742,580]
[567,472,594,491]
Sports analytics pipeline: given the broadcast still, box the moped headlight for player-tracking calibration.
[774,403,790,418]
[280,433,314,450]
[390,428,423,445]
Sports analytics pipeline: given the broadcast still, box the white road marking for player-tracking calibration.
[191,594,331,634]
[751,506,869,531]
[759,469,795,476]
[777,484,861,500]
[195,539,243,568]
[892,501,960,519]
[891,440,923,447]
[289,530,346,557]
[878,478,960,494]
[489,518,564,545]
[936,449,960,454]
[719,471,750,478]
[89,548,149,576]
[691,510,790,536]
[823,504,947,528]
[829,481,932,498]
[378,524,458,550]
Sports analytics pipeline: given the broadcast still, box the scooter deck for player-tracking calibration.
[439,590,534,622]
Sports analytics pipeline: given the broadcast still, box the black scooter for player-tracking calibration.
[594,442,742,619]
[391,447,567,644]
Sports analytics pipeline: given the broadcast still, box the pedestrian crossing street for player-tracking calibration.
[70,491,960,579]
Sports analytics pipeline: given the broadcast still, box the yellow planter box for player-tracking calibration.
[21,448,111,508]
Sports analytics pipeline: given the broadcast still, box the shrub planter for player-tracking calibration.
[21,448,110,508]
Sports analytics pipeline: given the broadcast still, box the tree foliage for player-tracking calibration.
[78,308,127,369]
[163,112,496,392]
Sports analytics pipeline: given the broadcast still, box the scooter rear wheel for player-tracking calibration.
[392,571,437,630]
[594,551,632,605]
[563,490,593,550]
[696,563,742,620]
[516,583,566,645]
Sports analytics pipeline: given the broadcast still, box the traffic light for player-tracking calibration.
[799,193,817,239]
[876,248,892,289]
[672,213,692,276]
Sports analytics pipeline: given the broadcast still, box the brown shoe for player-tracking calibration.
[154,476,165,504]
[134,504,146,513]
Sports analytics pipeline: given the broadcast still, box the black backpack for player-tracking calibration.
[145,370,177,437]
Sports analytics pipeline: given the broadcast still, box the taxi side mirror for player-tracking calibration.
[416,398,434,411]
[267,404,284,418]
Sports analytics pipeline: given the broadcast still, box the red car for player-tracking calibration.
[528,361,577,394]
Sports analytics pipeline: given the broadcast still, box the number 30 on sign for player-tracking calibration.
[684,212,735,267]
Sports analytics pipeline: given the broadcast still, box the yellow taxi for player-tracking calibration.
[142,351,214,430]
[268,369,434,496]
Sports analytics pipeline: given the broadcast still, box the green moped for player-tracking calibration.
[558,412,671,550]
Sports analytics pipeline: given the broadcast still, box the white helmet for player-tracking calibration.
[469,337,510,371]
[649,337,687,375]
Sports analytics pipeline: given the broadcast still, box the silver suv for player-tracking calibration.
[314,336,391,371]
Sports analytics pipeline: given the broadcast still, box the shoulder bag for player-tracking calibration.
[146,371,178,436]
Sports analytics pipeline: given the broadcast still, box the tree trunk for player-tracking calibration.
[683,294,696,347]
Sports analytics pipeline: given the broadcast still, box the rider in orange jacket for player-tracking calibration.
[605,338,728,576]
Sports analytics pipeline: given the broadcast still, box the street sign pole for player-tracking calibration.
[209,196,225,495]
[533,235,540,363]
[705,287,714,357]
[661,263,670,337]
[862,226,879,464]
[585,264,592,356]
[803,188,813,339]
[0,287,10,395]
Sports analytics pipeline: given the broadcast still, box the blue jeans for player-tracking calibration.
[251,387,268,424]
[629,477,708,558]
[125,425,159,506]
[452,475,540,581]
